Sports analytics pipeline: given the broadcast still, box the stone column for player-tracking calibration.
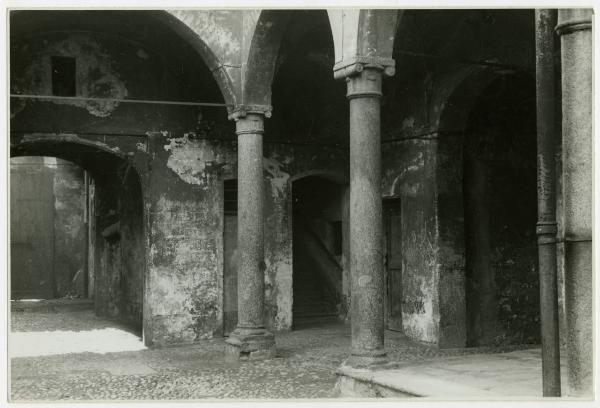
[225,110,276,360]
[340,62,394,367]
[556,9,592,397]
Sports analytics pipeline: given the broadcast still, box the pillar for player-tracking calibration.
[342,62,394,367]
[535,9,561,397]
[225,111,276,360]
[556,9,592,397]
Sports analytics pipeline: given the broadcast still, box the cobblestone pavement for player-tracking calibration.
[10,303,537,401]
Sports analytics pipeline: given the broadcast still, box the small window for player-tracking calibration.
[331,220,343,256]
[51,56,76,96]
[224,179,237,215]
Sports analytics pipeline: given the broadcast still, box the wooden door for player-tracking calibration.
[383,198,403,331]
[10,165,55,299]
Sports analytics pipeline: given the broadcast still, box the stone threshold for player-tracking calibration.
[337,364,502,399]
[336,348,572,400]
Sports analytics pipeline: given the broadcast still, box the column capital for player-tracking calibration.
[333,56,396,80]
[234,111,264,136]
[345,65,383,100]
[228,104,272,121]
[556,9,592,36]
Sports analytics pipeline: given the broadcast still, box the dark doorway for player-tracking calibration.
[222,179,238,336]
[292,176,345,329]
[383,198,403,332]
[463,73,538,347]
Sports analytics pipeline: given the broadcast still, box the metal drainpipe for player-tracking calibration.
[535,9,561,397]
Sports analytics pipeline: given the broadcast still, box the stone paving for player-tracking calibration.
[10,301,539,401]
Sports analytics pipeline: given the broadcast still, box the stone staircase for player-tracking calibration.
[292,215,341,329]
[292,273,339,328]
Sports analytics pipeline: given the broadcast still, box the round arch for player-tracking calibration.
[244,10,337,109]
[289,169,348,185]
[148,10,237,106]
[9,9,235,108]
[11,137,148,338]
[435,70,538,347]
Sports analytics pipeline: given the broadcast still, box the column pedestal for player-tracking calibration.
[225,111,276,361]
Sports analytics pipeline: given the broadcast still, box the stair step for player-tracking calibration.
[293,315,341,328]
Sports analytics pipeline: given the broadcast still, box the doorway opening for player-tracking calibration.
[383,197,403,332]
[222,179,238,336]
[10,153,146,355]
[292,175,346,329]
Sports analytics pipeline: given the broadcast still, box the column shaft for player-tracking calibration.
[225,112,275,360]
[556,9,592,397]
[237,131,265,331]
[346,66,386,367]
[535,8,561,397]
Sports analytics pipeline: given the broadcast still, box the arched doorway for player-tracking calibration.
[462,72,538,347]
[11,140,146,336]
[292,175,347,329]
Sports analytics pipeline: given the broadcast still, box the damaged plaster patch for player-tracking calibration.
[43,157,58,168]
[263,155,292,198]
[136,142,148,153]
[163,134,232,187]
[11,33,128,118]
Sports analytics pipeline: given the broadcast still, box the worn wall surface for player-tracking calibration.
[377,9,537,347]
[382,139,441,344]
[10,18,226,344]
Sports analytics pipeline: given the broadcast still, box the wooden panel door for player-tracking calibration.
[223,214,238,336]
[10,166,55,299]
[222,179,239,336]
[383,198,403,332]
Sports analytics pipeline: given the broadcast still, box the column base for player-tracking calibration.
[341,349,388,369]
[224,328,276,361]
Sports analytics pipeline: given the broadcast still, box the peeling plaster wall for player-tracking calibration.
[144,133,235,345]
[143,129,347,343]
[10,25,228,345]
[11,33,128,118]
[382,140,441,345]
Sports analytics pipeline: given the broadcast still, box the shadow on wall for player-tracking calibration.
[463,73,539,347]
